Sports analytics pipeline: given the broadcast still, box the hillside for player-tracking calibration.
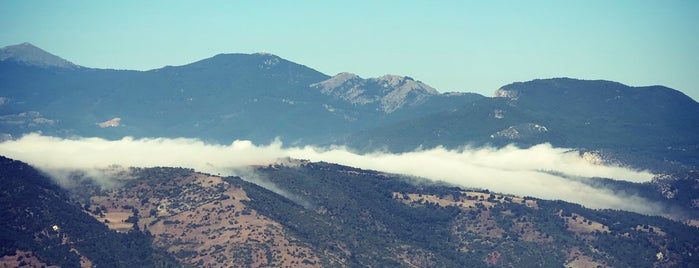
[0,156,177,267]
[248,162,699,267]
[3,156,697,267]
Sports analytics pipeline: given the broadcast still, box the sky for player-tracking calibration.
[1,1,698,100]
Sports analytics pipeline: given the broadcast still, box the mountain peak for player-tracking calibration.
[253,51,279,57]
[493,77,692,101]
[494,78,626,100]
[310,72,362,94]
[311,73,439,113]
[372,74,439,95]
[492,78,699,129]
[187,52,317,74]
[0,42,79,69]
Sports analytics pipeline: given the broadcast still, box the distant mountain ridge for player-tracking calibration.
[0,42,481,144]
[495,78,697,124]
[1,42,698,170]
[346,78,699,167]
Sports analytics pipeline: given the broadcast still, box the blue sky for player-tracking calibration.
[2,1,698,100]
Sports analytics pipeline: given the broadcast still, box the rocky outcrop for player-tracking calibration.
[494,88,520,100]
[490,123,549,140]
[311,73,439,113]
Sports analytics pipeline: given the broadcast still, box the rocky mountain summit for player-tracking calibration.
[311,72,439,113]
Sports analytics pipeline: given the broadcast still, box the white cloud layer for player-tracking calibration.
[0,133,660,215]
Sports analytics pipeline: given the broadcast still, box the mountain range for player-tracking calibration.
[0,42,481,145]
[1,42,697,170]
[1,42,699,267]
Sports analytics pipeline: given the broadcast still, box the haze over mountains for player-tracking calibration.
[1,42,699,267]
